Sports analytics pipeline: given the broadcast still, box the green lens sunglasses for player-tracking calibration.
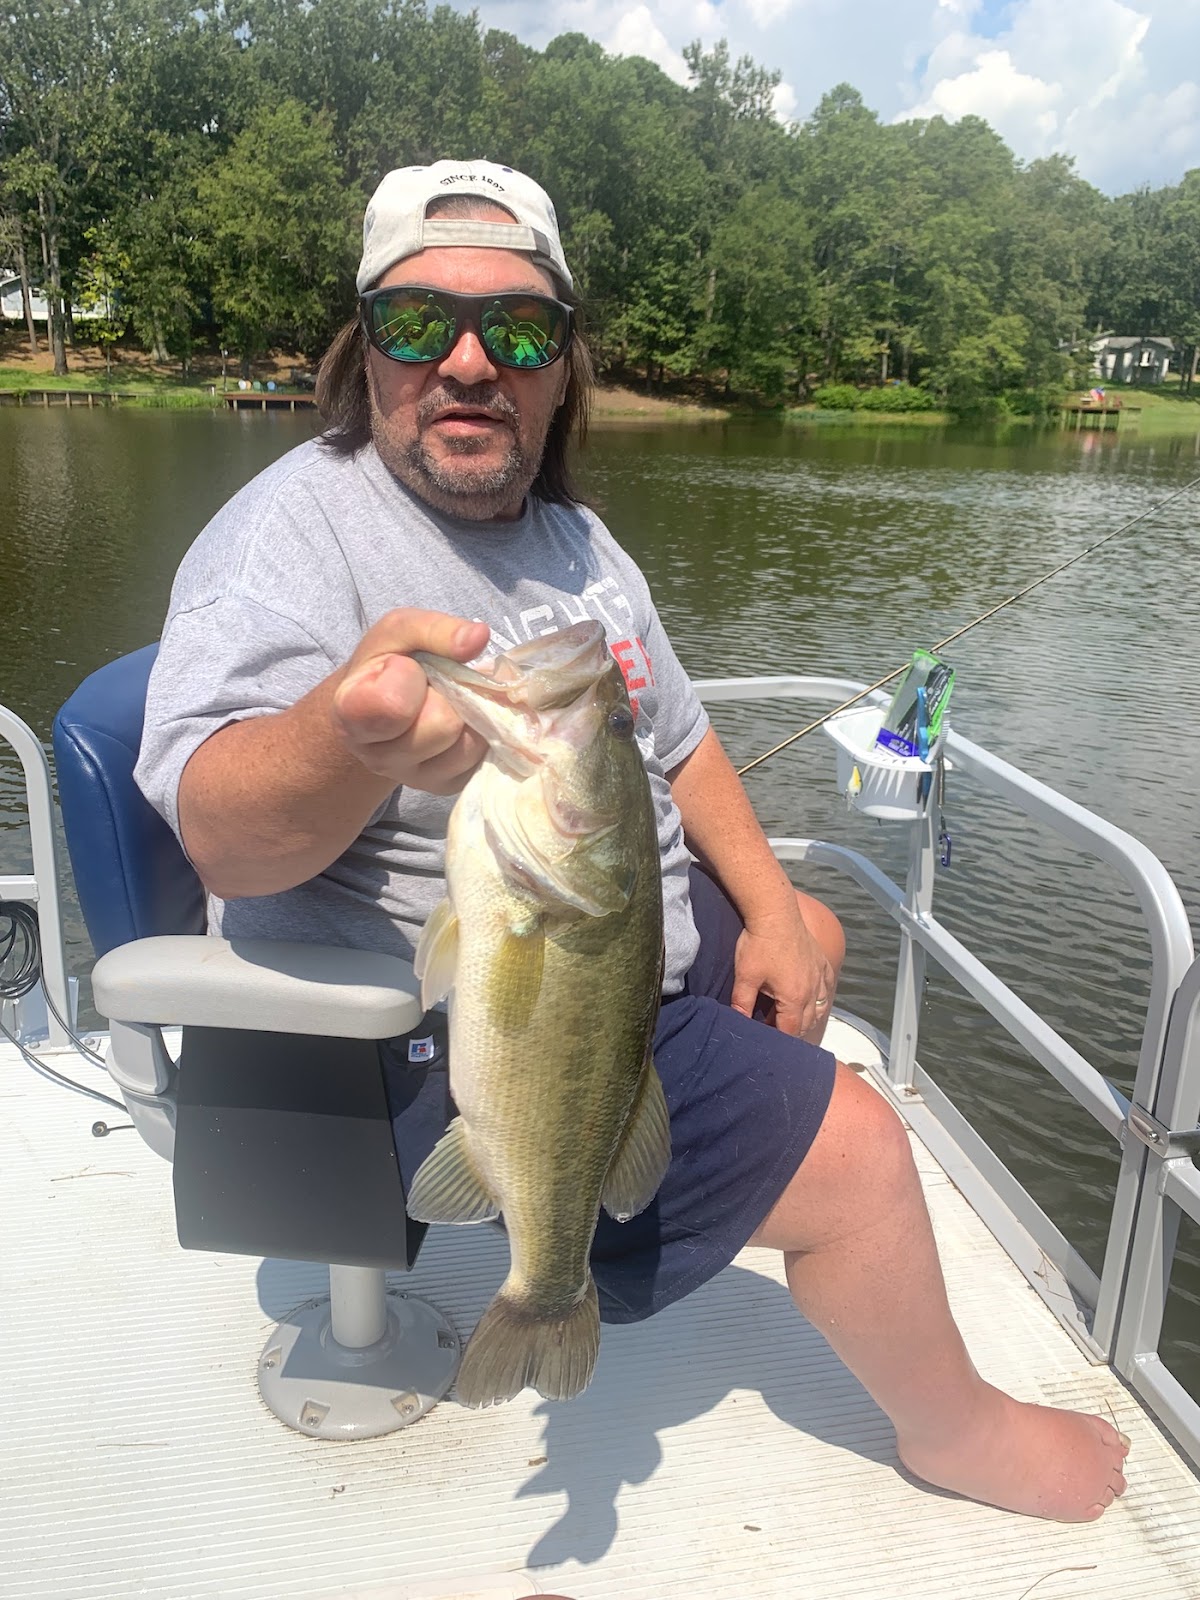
[360,285,573,370]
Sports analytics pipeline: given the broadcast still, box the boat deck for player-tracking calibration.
[4,1017,1200,1600]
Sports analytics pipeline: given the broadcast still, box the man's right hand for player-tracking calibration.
[179,609,494,899]
[331,609,491,795]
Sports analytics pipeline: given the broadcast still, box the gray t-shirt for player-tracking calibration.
[135,438,709,992]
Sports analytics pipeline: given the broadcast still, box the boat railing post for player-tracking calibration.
[0,704,73,1049]
[885,797,938,1093]
[1111,958,1200,1390]
[1091,871,1193,1354]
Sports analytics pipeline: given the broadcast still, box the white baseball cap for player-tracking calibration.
[356,160,573,294]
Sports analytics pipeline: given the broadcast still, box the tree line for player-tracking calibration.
[2,0,1198,408]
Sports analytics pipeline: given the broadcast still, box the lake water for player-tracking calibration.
[2,404,1199,1389]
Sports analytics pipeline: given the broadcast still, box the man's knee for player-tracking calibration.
[751,1063,915,1251]
[796,890,846,977]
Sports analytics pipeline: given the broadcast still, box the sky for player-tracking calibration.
[452,0,1200,195]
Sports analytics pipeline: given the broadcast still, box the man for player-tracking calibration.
[136,160,1127,1521]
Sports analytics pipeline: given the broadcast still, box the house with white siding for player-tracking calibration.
[1090,333,1178,385]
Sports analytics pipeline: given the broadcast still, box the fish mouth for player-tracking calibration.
[414,621,613,779]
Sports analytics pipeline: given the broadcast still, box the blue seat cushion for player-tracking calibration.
[53,644,205,957]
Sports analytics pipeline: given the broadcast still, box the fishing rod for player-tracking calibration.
[736,469,1200,778]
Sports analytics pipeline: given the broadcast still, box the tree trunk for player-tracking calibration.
[151,315,169,364]
[38,190,68,376]
[9,222,39,353]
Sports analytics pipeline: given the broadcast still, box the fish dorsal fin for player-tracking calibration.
[406,1117,500,1225]
[488,919,545,1033]
[415,896,459,1010]
[602,1055,671,1222]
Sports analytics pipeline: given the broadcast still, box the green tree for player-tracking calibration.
[0,195,39,352]
[0,0,227,374]
[692,184,813,397]
[0,0,120,371]
[74,223,130,379]
[1165,171,1200,391]
[195,98,358,370]
[798,87,902,381]
[117,166,205,371]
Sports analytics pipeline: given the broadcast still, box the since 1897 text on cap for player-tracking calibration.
[356,160,573,294]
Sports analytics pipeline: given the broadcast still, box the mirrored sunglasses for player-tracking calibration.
[359,285,573,370]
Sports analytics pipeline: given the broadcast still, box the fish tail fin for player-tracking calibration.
[455,1278,600,1408]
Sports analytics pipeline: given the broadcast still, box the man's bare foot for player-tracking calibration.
[898,1384,1130,1521]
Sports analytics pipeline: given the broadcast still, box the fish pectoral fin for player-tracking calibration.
[487,919,546,1033]
[406,1117,500,1225]
[602,1055,671,1223]
[415,896,459,1009]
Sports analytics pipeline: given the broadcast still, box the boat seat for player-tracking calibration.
[51,646,461,1437]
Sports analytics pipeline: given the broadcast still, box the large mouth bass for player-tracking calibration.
[408,620,669,1407]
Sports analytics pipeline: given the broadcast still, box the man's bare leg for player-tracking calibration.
[795,890,845,1045]
[752,1063,1130,1520]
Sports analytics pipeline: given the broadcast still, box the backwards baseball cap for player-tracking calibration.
[356,160,573,294]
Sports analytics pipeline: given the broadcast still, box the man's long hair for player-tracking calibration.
[316,198,594,506]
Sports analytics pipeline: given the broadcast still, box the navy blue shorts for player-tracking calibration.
[383,868,838,1324]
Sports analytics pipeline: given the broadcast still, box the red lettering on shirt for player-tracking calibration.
[611,637,653,719]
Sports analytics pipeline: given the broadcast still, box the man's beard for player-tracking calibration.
[371,381,536,520]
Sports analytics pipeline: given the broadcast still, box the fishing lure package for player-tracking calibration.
[875,650,955,759]
[824,649,955,820]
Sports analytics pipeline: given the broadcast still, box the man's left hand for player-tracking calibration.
[730,904,835,1042]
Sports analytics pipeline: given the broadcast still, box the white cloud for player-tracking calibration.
[898,0,1199,188]
[453,0,1200,192]
[772,79,800,123]
[744,0,800,29]
[603,4,691,81]
[904,47,1061,138]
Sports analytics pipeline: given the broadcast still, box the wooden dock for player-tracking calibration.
[0,388,318,411]
[224,392,317,412]
[0,388,146,407]
[1057,401,1142,431]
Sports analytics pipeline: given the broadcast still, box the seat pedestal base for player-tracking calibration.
[258,1290,461,1438]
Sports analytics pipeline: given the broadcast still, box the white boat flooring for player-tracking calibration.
[3,1020,1200,1600]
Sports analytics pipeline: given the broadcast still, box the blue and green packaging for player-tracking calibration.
[876,650,955,759]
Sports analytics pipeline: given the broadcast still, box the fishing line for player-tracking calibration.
[736,469,1200,778]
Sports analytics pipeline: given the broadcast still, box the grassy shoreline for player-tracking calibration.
[3,355,1197,432]
[0,367,732,422]
[786,385,1200,434]
[786,406,953,426]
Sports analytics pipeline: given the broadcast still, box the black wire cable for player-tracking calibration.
[1,902,133,1125]
[0,900,39,998]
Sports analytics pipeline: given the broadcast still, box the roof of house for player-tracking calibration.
[1092,334,1177,350]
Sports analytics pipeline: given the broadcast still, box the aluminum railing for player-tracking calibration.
[0,705,72,1049]
[695,674,1200,1468]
